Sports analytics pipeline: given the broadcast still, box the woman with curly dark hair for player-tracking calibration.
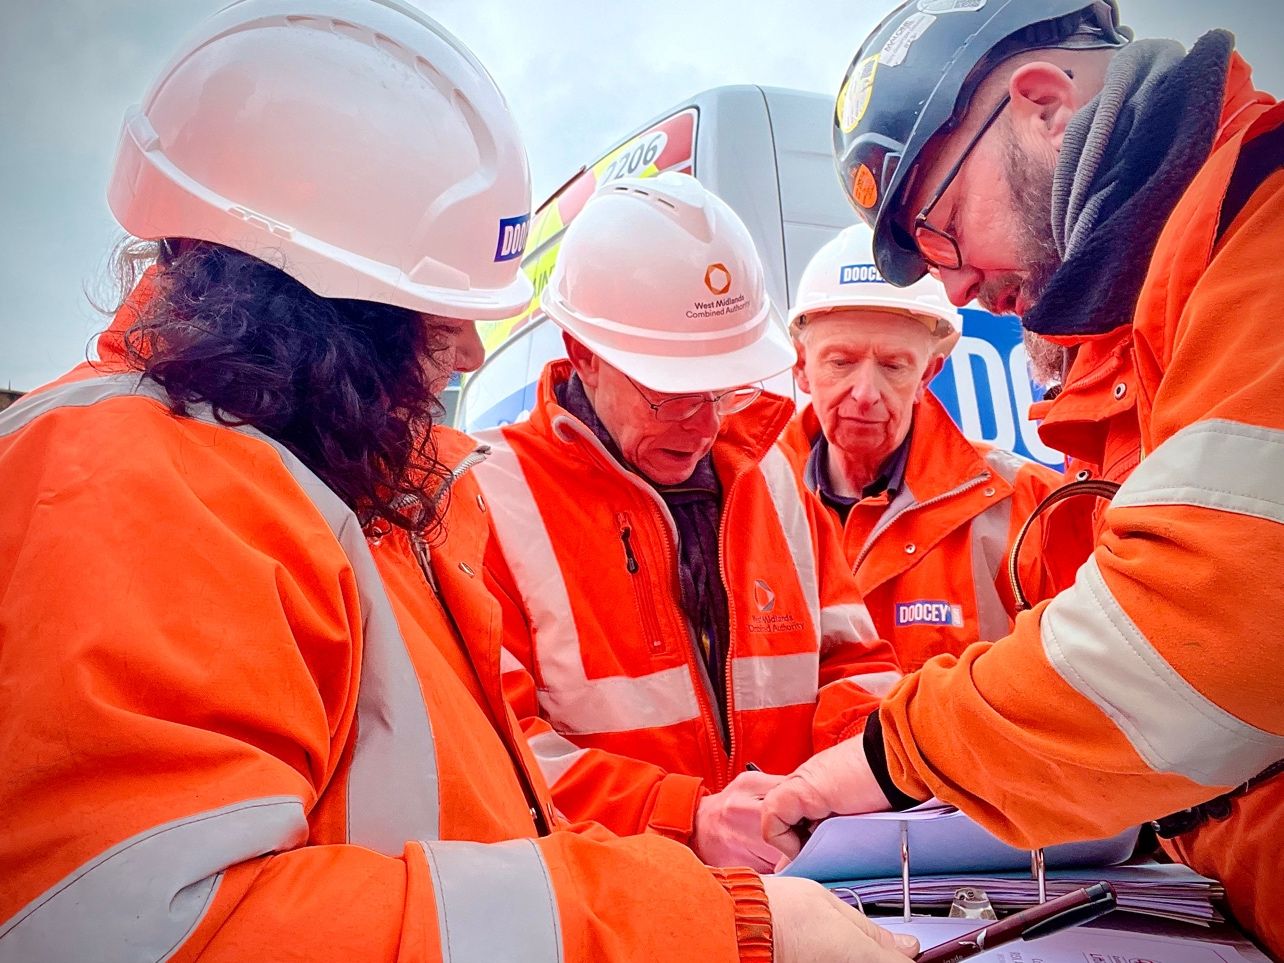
[0,2,912,963]
[109,236,460,535]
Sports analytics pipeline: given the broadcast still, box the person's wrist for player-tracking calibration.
[710,867,773,963]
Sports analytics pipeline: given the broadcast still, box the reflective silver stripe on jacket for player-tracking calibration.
[0,797,307,963]
[422,839,563,963]
[1109,418,1284,524]
[970,450,1019,643]
[759,444,822,640]
[525,728,592,786]
[1040,419,1284,786]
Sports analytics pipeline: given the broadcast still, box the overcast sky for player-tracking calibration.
[1,0,1279,391]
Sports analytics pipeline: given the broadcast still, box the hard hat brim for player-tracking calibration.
[789,295,958,334]
[550,301,797,394]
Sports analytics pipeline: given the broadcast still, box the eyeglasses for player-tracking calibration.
[911,93,1012,272]
[625,376,762,422]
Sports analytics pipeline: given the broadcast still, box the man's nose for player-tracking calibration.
[678,397,723,439]
[939,264,982,308]
[846,366,884,409]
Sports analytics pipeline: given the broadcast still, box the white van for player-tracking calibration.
[456,85,1063,467]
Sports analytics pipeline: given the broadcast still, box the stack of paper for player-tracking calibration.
[779,801,1137,881]
[775,801,1221,926]
[828,863,1224,925]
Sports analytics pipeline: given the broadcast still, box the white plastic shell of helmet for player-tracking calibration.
[788,223,960,335]
[540,171,795,393]
[107,0,533,320]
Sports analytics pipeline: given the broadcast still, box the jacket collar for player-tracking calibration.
[795,392,1001,508]
[94,265,162,370]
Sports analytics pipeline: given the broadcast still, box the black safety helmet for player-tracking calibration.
[834,0,1131,286]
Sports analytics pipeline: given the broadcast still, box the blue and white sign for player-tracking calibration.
[931,308,1062,467]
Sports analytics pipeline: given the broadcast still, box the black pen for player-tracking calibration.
[915,882,1117,963]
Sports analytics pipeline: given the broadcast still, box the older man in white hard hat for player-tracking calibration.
[454,172,902,872]
[780,225,1087,674]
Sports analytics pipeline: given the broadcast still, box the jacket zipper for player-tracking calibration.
[397,445,552,837]
[717,477,740,782]
[618,513,666,654]
[852,469,992,572]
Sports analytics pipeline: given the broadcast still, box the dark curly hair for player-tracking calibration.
[109,238,454,535]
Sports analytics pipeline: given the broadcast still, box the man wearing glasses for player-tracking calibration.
[454,172,902,872]
[763,0,1284,952]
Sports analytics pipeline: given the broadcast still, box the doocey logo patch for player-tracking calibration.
[895,600,964,628]
[839,263,887,285]
[494,213,530,262]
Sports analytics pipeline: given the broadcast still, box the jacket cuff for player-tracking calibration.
[837,710,872,743]
[863,710,924,811]
[645,772,707,843]
[709,867,773,963]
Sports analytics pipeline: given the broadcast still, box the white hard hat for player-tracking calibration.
[788,224,959,336]
[107,0,533,320]
[540,172,795,393]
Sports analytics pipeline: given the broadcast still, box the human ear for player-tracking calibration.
[563,333,600,388]
[1008,62,1079,151]
[792,338,812,395]
[916,352,946,402]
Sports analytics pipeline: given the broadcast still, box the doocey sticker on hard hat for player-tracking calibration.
[494,213,530,262]
[838,263,888,285]
[917,0,985,13]
[837,55,879,133]
[880,12,935,67]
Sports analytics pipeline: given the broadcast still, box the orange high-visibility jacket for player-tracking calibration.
[458,360,902,841]
[779,394,1091,672]
[870,55,1284,956]
[1029,326,1143,536]
[0,308,771,962]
